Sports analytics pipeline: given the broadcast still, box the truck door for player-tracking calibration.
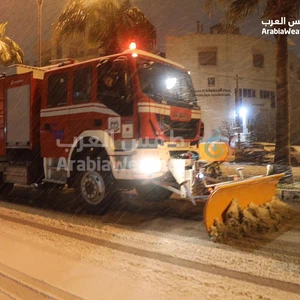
[40,71,71,158]
[96,56,137,150]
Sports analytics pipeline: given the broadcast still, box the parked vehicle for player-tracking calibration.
[234,142,271,164]
[290,146,300,166]
[254,143,300,166]
[235,142,300,166]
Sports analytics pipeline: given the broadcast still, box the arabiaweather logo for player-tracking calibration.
[202,136,231,161]
[262,17,300,35]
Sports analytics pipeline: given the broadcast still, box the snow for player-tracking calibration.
[0,215,299,300]
[210,197,298,242]
[0,194,299,300]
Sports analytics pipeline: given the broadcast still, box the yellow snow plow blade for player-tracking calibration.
[204,173,284,232]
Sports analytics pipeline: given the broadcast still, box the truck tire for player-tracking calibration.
[0,172,14,196]
[73,169,119,214]
[291,158,298,167]
[0,182,14,196]
[135,184,173,202]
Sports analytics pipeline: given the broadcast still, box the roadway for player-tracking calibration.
[0,185,299,300]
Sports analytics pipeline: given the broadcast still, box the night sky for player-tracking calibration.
[1,0,299,64]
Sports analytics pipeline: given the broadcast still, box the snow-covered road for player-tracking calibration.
[0,187,299,300]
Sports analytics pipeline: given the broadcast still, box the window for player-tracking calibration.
[137,57,197,109]
[260,90,274,99]
[97,57,133,116]
[47,73,68,107]
[235,88,242,98]
[199,51,217,66]
[72,67,92,104]
[235,88,255,98]
[253,54,264,68]
[270,91,275,108]
[208,77,215,87]
[260,90,276,108]
[260,90,270,99]
[242,88,256,98]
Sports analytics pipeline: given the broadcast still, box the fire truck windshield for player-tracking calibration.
[137,58,198,109]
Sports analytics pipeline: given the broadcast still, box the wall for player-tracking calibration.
[166,33,299,143]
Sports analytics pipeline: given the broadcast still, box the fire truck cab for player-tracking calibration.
[0,49,202,211]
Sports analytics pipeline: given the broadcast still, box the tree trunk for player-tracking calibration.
[273,33,293,183]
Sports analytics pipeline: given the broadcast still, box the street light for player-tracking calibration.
[235,74,242,148]
[37,0,44,67]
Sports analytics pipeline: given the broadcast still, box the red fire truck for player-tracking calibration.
[0,49,203,209]
[0,48,282,232]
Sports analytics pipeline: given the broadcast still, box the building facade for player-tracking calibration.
[37,38,99,67]
[166,31,300,144]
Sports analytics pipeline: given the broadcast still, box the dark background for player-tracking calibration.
[1,0,299,64]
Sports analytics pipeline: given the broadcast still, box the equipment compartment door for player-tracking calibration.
[4,72,34,149]
[6,84,30,148]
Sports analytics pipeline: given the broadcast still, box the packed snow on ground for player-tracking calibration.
[210,197,299,242]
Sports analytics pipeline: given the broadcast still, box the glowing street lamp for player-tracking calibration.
[239,107,247,119]
[36,0,44,67]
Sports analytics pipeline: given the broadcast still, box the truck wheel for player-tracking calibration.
[0,172,14,196]
[0,182,14,196]
[291,158,298,167]
[74,170,119,214]
[135,184,173,202]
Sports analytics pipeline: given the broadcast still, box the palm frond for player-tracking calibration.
[0,22,23,65]
[226,0,259,24]
[52,0,88,43]
[204,0,232,17]
[0,41,11,62]
[120,5,156,49]
[0,22,8,39]
[53,0,157,55]
[263,0,300,19]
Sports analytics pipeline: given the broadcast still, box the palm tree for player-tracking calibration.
[53,0,156,56]
[205,0,300,183]
[0,22,23,65]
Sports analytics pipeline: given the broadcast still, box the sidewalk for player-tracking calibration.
[222,163,300,202]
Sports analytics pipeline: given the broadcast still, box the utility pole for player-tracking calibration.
[37,0,44,67]
[235,74,242,149]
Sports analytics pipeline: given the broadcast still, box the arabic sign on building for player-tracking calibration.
[195,88,232,97]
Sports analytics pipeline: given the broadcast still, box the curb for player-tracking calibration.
[276,189,300,202]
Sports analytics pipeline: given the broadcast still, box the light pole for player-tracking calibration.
[37,0,44,67]
[235,74,242,149]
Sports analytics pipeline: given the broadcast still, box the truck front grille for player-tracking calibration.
[155,114,199,140]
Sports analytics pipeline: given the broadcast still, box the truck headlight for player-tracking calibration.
[139,157,162,174]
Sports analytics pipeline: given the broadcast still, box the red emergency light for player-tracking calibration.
[129,42,136,50]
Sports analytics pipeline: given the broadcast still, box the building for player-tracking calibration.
[36,38,99,67]
[166,28,300,144]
